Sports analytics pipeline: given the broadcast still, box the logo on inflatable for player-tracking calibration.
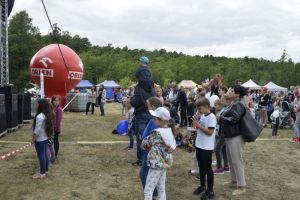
[29,44,84,97]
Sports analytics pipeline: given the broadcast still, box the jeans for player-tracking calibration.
[86,102,95,114]
[128,127,134,149]
[294,121,300,138]
[196,148,214,192]
[99,102,105,116]
[47,144,55,163]
[140,151,158,197]
[134,112,151,162]
[35,140,49,174]
[215,135,228,169]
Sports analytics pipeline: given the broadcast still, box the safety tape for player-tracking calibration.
[0,143,31,160]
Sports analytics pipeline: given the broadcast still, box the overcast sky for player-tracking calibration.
[10,0,300,61]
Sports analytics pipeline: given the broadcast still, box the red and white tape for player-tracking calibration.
[0,143,31,160]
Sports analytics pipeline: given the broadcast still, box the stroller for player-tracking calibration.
[279,101,293,129]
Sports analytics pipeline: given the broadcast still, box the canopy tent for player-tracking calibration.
[263,82,287,92]
[242,79,261,90]
[75,80,93,89]
[97,80,121,89]
[178,80,198,89]
[97,80,122,102]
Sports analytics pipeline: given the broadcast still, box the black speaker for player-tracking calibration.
[17,93,24,126]
[0,94,7,136]
[23,93,31,121]
[0,85,18,131]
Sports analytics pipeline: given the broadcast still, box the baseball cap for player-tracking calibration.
[149,107,171,121]
[138,56,149,64]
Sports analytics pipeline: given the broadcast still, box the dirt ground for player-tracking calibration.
[1,103,300,200]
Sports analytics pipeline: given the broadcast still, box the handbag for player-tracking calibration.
[239,108,263,142]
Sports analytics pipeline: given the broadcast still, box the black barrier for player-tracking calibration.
[17,93,24,126]
[0,94,7,136]
[0,86,18,131]
[23,93,31,121]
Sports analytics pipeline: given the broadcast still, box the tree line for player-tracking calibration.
[8,11,300,91]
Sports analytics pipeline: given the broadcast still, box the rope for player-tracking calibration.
[40,0,72,89]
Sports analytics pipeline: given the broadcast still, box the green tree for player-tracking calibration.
[8,11,45,91]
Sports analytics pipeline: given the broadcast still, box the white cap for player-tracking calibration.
[149,107,171,121]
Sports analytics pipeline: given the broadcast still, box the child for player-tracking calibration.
[192,98,217,199]
[142,107,176,200]
[270,106,280,138]
[51,96,63,158]
[213,99,229,175]
[32,99,55,179]
[138,97,163,199]
[248,101,256,119]
[122,90,128,116]
[124,100,135,152]
[156,87,164,105]
[135,56,153,92]
[187,97,196,127]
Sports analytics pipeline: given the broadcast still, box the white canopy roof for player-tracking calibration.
[263,82,287,92]
[242,79,261,90]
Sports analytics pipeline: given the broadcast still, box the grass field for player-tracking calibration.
[1,103,300,200]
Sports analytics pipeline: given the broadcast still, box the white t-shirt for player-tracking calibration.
[34,113,48,142]
[195,113,217,150]
[155,128,176,150]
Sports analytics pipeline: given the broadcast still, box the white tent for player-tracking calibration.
[242,79,261,90]
[263,82,287,92]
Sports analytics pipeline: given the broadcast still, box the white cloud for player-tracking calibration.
[9,0,300,61]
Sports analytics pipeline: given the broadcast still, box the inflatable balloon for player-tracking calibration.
[116,120,129,136]
[29,44,84,98]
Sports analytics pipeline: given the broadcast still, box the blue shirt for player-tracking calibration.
[142,118,158,139]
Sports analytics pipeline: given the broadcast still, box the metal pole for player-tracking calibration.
[0,0,9,86]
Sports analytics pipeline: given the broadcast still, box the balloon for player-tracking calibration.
[29,44,84,98]
[116,120,128,135]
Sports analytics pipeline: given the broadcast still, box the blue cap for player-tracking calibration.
[138,56,149,64]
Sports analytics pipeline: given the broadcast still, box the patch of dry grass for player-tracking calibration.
[1,102,300,199]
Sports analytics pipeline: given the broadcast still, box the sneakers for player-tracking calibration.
[201,191,215,200]
[213,168,224,175]
[232,188,246,196]
[193,186,206,195]
[223,166,230,172]
[32,173,46,179]
[212,160,217,166]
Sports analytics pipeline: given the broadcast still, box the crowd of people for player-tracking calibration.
[30,55,300,200]
[119,56,300,200]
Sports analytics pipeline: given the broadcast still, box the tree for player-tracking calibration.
[8,11,45,91]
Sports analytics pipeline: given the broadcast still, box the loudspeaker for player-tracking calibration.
[23,93,31,122]
[0,94,7,136]
[0,85,18,131]
[17,93,24,126]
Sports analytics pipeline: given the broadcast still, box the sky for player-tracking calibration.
[10,0,300,61]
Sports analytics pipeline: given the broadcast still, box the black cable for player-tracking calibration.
[40,0,71,83]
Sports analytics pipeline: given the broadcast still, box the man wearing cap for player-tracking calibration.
[135,56,153,93]
[130,56,156,166]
